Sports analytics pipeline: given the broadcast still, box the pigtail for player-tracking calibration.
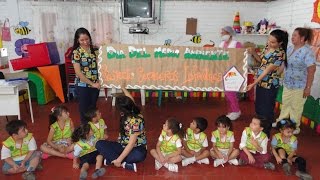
[177,123,185,139]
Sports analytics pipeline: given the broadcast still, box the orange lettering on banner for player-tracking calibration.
[137,68,179,84]
[182,63,222,84]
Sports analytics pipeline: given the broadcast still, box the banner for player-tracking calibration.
[98,44,248,92]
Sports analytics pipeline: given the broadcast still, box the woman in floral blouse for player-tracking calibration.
[71,27,100,124]
[247,29,288,137]
[95,86,147,172]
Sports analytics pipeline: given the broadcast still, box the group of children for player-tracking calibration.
[1,105,108,180]
[150,115,312,180]
[1,106,313,180]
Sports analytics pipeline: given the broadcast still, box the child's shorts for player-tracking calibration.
[210,148,230,158]
[43,139,70,147]
[79,150,100,168]
[2,151,41,174]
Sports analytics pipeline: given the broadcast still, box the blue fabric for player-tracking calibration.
[95,140,147,165]
[284,45,316,89]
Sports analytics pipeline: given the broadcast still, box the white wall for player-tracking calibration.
[268,0,320,36]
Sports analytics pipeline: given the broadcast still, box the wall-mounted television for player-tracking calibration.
[121,0,155,24]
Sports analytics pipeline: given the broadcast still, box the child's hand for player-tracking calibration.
[287,157,293,165]
[218,152,224,159]
[57,145,66,153]
[104,134,109,140]
[159,155,166,164]
[111,159,122,167]
[12,163,20,172]
[275,156,282,164]
[248,154,255,164]
[20,161,26,169]
[250,137,259,147]
[73,163,79,169]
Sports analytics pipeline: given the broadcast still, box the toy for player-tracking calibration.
[242,21,254,34]
[256,19,269,34]
[267,21,278,33]
[233,12,241,34]
[190,34,201,44]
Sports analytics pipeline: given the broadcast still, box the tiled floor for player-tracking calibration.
[0,96,319,180]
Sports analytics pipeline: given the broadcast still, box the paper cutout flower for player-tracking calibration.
[14,38,35,56]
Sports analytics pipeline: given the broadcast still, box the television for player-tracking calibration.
[121,0,155,24]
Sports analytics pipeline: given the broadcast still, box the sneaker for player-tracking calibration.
[295,170,313,180]
[91,168,106,179]
[213,159,225,167]
[41,152,50,160]
[155,160,163,170]
[238,159,246,166]
[182,156,196,166]
[282,163,291,176]
[272,122,277,128]
[293,128,301,135]
[196,158,209,165]
[264,162,275,170]
[228,159,239,166]
[22,171,35,180]
[79,171,88,180]
[167,163,178,172]
[226,111,241,121]
[122,162,137,172]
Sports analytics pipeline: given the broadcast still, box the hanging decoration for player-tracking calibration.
[14,21,31,35]
[312,0,320,23]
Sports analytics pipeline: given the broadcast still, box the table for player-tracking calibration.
[0,80,34,123]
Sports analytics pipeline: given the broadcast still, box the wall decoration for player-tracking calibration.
[98,44,248,92]
[14,21,31,35]
[190,34,201,44]
[164,39,172,46]
[14,38,35,56]
[2,18,11,41]
[312,0,320,23]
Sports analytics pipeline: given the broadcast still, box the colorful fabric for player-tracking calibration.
[76,136,97,157]
[118,114,146,147]
[72,46,99,87]
[89,119,106,140]
[2,133,33,158]
[271,133,297,155]
[257,47,285,89]
[159,130,180,154]
[284,45,316,89]
[51,119,72,142]
[212,130,233,149]
[185,128,207,151]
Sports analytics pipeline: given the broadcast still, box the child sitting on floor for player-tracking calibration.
[1,120,42,180]
[210,115,239,167]
[238,116,275,170]
[181,117,210,166]
[40,105,74,159]
[150,118,184,172]
[271,119,312,179]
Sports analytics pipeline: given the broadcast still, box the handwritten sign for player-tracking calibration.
[98,44,248,92]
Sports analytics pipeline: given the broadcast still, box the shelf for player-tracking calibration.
[237,34,268,36]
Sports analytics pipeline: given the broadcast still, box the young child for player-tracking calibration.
[150,118,184,172]
[72,124,106,180]
[238,116,275,170]
[1,120,41,179]
[271,119,312,179]
[85,107,108,141]
[181,117,210,166]
[210,115,239,167]
[40,105,75,159]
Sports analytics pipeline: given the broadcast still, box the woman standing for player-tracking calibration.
[247,29,288,137]
[274,28,316,134]
[219,26,242,121]
[95,86,147,172]
[71,27,100,124]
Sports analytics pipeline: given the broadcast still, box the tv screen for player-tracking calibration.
[123,0,152,18]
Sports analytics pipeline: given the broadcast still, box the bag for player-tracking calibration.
[2,18,11,41]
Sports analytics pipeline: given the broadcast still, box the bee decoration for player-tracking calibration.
[14,21,31,35]
[164,39,172,46]
[190,33,201,44]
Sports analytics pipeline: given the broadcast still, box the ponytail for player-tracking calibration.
[294,27,313,45]
[71,124,91,143]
